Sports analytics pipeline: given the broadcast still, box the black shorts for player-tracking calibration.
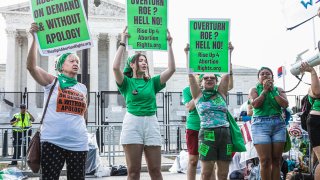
[198,127,232,161]
[307,114,320,148]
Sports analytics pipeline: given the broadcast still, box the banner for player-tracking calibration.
[281,0,320,30]
[188,19,230,74]
[30,0,93,56]
[127,0,167,50]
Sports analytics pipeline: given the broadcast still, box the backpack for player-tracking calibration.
[299,95,314,131]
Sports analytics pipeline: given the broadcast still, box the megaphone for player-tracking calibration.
[290,50,320,76]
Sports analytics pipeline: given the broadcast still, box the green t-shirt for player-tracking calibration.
[309,95,320,111]
[117,75,165,116]
[182,86,200,131]
[253,84,282,117]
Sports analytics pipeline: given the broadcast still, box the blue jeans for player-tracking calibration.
[251,115,286,144]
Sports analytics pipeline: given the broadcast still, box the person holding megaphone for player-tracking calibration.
[300,62,320,180]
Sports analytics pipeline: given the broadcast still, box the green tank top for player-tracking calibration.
[253,84,282,117]
[309,95,320,111]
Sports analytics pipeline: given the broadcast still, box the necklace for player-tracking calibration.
[132,89,138,95]
[132,78,141,95]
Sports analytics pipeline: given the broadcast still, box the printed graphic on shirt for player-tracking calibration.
[56,87,86,116]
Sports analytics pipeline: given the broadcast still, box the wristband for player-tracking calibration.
[119,42,126,47]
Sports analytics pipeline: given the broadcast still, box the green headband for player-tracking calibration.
[123,55,135,77]
[56,53,72,72]
[199,74,221,81]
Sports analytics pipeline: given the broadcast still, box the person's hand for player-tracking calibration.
[184,43,189,55]
[263,79,273,91]
[167,29,173,46]
[300,62,314,73]
[120,26,129,43]
[29,23,39,37]
[228,42,234,53]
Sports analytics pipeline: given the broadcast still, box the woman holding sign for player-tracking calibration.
[113,26,176,180]
[248,67,288,180]
[186,42,236,180]
[183,43,234,180]
[27,23,88,180]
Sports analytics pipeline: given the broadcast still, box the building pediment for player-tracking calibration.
[0,2,30,13]
[0,0,125,17]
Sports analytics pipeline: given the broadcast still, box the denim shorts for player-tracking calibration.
[251,115,286,145]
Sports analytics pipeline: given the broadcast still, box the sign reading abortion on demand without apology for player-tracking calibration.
[127,0,167,51]
[188,19,230,74]
[30,0,93,56]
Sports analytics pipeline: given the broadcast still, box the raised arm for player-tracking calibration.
[113,27,128,86]
[27,110,35,122]
[274,87,289,108]
[227,42,234,91]
[160,30,176,84]
[27,23,55,86]
[185,44,201,99]
[301,62,320,97]
[218,42,234,95]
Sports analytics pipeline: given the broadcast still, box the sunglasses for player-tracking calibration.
[203,76,216,80]
[259,73,272,77]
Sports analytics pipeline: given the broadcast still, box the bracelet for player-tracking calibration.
[119,42,126,47]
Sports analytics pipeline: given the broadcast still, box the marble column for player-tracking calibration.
[16,33,24,92]
[26,32,37,92]
[5,29,17,92]
[47,56,56,75]
[108,33,118,91]
[90,32,99,92]
[146,51,154,76]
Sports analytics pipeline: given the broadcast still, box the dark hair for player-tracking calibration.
[20,104,26,109]
[123,53,150,81]
[258,67,273,79]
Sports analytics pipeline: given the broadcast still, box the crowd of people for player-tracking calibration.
[6,12,319,178]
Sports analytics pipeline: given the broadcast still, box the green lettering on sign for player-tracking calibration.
[30,0,92,56]
[127,0,167,50]
[188,19,230,74]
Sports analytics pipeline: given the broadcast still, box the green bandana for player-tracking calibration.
[57,73,77,90]
[56,53,72,72]
[123,56,134,77]
[202,85,218,101]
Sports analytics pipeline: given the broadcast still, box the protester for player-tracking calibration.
[183,43,233,180]
[10,104,35,165]
[300,62,320,180]
[186,44,235,179]
[113,26,175,180]
[27,23,88,180]
[248,67,288,180]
